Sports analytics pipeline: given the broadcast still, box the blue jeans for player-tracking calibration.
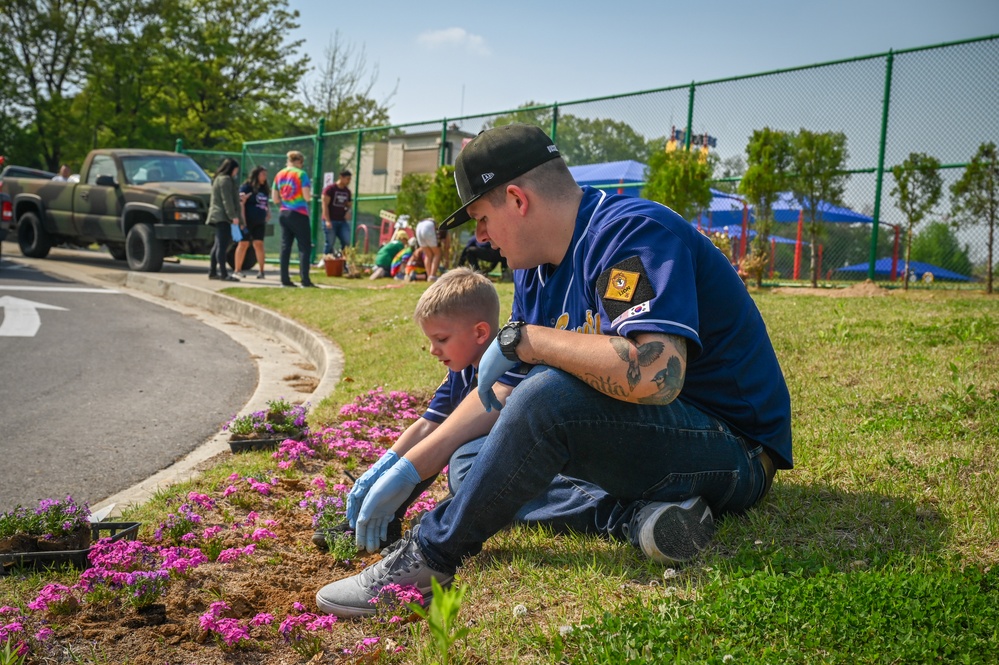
[279,210,312,285]
[418,365,771,572]
[324,220,351,254]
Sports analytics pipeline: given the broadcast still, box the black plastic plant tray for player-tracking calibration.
[0,521,141,576]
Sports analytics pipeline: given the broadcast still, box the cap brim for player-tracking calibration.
[438,192,484,232]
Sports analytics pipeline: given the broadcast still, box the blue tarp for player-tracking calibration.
[771,192,873,223]
[837,258,971,282]
[568,160,647,197]
[696,188,751,228]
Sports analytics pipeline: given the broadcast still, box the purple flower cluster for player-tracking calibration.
[199,601,252,647]
[369,583,424,624]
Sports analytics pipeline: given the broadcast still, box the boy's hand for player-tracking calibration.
[477,338,518,412]
[355,458,421,553]
[345,450,399,528]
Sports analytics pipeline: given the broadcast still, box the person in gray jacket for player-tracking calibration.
[207,158,243,282]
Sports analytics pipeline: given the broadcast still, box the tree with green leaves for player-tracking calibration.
[0,0,101,169]
[485,103,653,165]
[910,221,973,278]
[890,152,943,290]
[739,127,794,287]
[426,165,465,265]
[643,146,714,225]
[791,129,849,287]
[950,142,999,294]
[156,0,308,150]
[396,173,432,221]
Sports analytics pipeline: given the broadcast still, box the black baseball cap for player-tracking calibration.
[439,124,561,231]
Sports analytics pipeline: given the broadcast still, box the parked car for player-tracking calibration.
[1,149,218,272]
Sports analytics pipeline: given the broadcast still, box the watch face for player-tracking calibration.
[499,326,518,346]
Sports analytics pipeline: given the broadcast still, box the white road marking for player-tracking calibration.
[0,286,120,294]
[0,296,68,336]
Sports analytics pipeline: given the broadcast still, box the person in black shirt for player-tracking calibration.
[236,166,271,279]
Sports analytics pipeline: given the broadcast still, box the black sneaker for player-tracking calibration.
[281,281,298,288]
[312,518,402,552]
[624,496,715,564]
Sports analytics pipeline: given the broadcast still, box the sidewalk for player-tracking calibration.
[0,241,344,515]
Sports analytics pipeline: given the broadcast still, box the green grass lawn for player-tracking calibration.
[4,280,996,664]
[229,280,999,663]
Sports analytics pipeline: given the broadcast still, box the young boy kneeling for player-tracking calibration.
[314,267,519,552]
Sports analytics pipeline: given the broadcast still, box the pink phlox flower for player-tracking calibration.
[263,519,278,527]
[250,613,273,627]
[202,525,223,539]
[27,583,75,612]
[246,478,271,495]
[292,602,306,612]
[160,546,208,574]
[216,544,255,563]
[180,532,196,543]
[311,477,327,491]
[227,472,240,481]
[187,492,215,510]
[34,626,54,641]
[222,484,239,498]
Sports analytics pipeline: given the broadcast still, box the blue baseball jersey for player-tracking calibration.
[423,365,521,424]
[511,187,793,468]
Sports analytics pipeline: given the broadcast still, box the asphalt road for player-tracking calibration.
[0,260,256,513]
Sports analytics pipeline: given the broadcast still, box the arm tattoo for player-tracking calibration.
[610,337,665,391]
[583,373,628,397]
[638,355,684,404]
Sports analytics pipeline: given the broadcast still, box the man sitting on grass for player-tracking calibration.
[317,124,792,618]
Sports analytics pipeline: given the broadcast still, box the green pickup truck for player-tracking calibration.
[1,149,218,272]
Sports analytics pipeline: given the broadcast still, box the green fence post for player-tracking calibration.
[353,130,363,245]
[550,103,559,143]
[868,49,894,280]
[439,119,449,168]
[684,82,696,150]
[310,117,326,264]
[174,138,183,154]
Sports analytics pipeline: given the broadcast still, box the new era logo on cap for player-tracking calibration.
[439,124,561,231]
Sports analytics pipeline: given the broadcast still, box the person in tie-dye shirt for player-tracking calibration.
[271,150,316,287]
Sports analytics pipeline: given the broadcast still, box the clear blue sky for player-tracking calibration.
[287,0,998,126]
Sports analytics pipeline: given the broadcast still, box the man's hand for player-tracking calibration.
[477,338,518,412]
[345,450,399,528]
[355,458,421,553]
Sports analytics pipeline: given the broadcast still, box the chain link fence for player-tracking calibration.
[179,34,998,286]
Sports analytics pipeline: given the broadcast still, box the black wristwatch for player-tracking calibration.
[497,321,526,362]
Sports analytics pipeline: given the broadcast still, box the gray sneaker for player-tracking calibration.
[625,496,715,564]
[315,529,454,617]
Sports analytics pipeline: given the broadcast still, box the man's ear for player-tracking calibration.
[507,184,530,217]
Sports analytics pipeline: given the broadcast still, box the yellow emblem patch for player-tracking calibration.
[603,269,640,302]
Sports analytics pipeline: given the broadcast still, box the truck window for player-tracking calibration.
[121,156,210,185]
[87,155,117,185]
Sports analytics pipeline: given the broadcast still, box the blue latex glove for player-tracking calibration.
[477,338,518,412]
[345,450,399,528]
[355,457,421,553]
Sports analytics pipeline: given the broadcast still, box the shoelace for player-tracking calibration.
[358,534,419,591]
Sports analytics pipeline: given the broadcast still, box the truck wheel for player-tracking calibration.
[226,242,257,271]
[125,223,164,272]
[17,211,52,258]
[107,244,127,261]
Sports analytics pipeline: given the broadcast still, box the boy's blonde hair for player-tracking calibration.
[286,150,305,165]
[393,230,410,243]
[414,267,499,330]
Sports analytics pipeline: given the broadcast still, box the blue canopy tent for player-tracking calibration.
[767,192,874,280]
[836,258,972,282]
[568,160,647,197]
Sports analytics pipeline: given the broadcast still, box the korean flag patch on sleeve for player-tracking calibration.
[596,255,657,323]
